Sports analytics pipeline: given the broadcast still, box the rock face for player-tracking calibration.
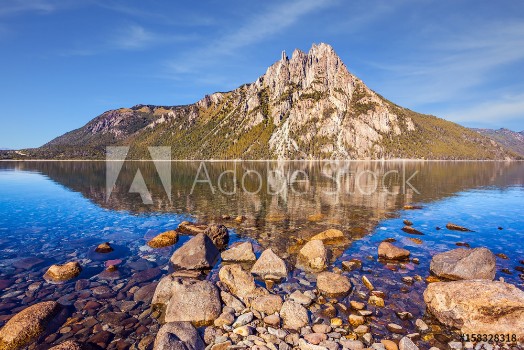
[203,224,229,250]
[251,248,288,279]
[43,262,81,282]
[147,230,178,248]
[221,241,256,262]
[429,247,496,280]
[297,240,328,272]
[163,279,222,326]
[316,272,352,296]
[154,322,205,350]
[170,233,219,270]
[34,43,513,161]
[424,280,524,340]
[218,264,256,299]
[280,301,309,330]
[0,301,62,350]
[378,242,410,260]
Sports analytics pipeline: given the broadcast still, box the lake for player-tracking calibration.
[0,161,523,349]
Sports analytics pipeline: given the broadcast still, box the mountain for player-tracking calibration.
[474,128,524,158]
[10,43,516,160]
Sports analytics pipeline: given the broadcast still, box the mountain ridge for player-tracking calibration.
[474,128,524,158]
[3,43,517,160]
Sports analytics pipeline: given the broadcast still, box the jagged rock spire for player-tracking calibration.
[281,50,288,61]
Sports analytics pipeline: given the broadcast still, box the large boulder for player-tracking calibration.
[152,273,181,306]
[164,279,222,326]
[221,242,256,262]
[170,233,219,270]
[147,230,178,248]
[153,322,205,350]
[316,272,351,297]
[429,247,496,280]
[251,249,288,279]
[0,301,62,350]
[378,242,410,260]
[204,224,229,250]
[297,240,328,272]
[423,280,524,340]
[43,262,81,282]
[280,301,309,330]
[218,264,256,299]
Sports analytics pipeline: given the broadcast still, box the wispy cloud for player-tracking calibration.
[445,93,524,128]
[0,0,61,16]
[166,0,338,76]
[60,24,196,56]
[370,21,524,105]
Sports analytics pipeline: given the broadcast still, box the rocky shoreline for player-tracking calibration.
[0,219,523,350]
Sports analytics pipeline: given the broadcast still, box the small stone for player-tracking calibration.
[403,220,413,226]
[399,337,419,350]
[214,311,235,327]
[414,319,428,331]
[233,325,253,336]
[386,324,403,334]
[43,262,82,282]
[310,229,345,243]
[304,333,327,345]
[251,249,288,279]
[289,290,313,306]
[350,301,365,310]
[95,242,113,253]
[368,295,385,307]
[204,224,229,250]
[446,223,472,231]
[280,301,309,330]
[147,230,178,248]
[233,312,254,328]
[348,315,365,327]
[264,314,280,326]
[381,340,398,350]
[298,240,328,272]
[317,272,351,297]
[312,324,331,334]
[342,260,361,271]
[361,276,374,291]
[170,233,219,270]
[221,241,256,262]
[378,242,410,260]
[251,294,283,314]
[330,318,343,327]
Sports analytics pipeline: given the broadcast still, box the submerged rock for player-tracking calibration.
[378,242,410,260]
[0,301,62,350]
[310,229,345,243]
[445,223,473,232]
[176,221,207,235]
[297,240,328,272]
[317,272,351,297]
[251,249,288,279]
[218,264,256,299]
[43,262,81,282]
[170,233,219,270]
[204,224,229,250]
[48,340,84,350]
[95,242,113,253]
[221,241,256,262]
[164,279,222,326]
[429,247,496,280]
[147,230,178,248]
[401,226,423,235]
[154,321,205,350]
[424,280,524,341]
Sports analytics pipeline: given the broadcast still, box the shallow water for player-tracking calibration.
[0,161,523,348]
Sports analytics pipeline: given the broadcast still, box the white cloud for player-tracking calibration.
[0,0,61,16]
[445,93,524,127]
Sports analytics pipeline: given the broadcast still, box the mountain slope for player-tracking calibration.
[474,128,524,158]
[17,43,515,160]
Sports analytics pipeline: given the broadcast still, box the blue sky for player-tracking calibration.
[1,0,523,149]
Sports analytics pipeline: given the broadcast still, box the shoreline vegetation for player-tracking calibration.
[0,216,523,350]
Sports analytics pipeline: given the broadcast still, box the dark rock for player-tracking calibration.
[203,224,229,250]
[170,233,219,270]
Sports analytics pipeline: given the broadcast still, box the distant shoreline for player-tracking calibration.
[0,159,521,162]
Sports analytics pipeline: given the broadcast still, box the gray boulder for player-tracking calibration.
[429,247,496,280]
[170,233,219,270]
